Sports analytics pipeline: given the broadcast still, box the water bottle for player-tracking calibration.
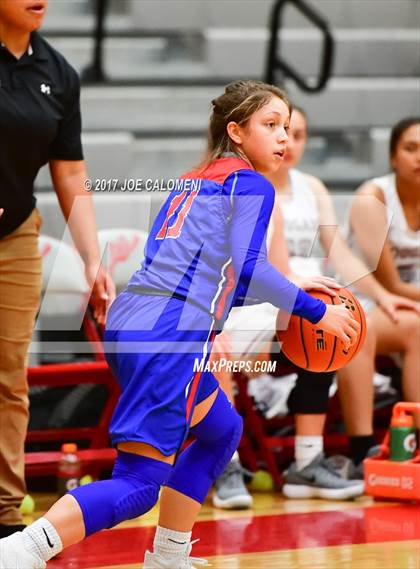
[389,412,417,461]
[57,443,81,496]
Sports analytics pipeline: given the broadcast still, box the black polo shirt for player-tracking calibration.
[0,31,83,238]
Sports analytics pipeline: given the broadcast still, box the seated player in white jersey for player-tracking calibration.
[338,117,420,443]
[213,108,418,501]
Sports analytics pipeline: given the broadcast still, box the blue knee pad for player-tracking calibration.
[70,451,171,536]
[164,389,243,504]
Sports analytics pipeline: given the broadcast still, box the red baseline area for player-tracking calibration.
[48,504,420,569]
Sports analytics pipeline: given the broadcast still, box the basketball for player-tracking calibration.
[276,288,366,372]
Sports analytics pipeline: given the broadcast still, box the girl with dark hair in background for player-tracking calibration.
[336,117,420,466]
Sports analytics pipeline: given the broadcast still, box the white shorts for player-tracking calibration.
[223,303,278,360]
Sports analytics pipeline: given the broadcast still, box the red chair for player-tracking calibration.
[26,230,148,478]
[26,361,120,477]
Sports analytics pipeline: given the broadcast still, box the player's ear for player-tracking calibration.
[227,121,244,145]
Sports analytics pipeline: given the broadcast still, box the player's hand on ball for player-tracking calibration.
[293,274,341,297]
[317,303,360,349]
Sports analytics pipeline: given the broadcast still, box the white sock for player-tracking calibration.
[22,517,63,563]
[295,435,323,471]
[153,526,192,558]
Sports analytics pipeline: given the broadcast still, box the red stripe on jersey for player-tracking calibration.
[215,263,235,320]
[185,370,202,423]
[180,157,253,185]
[185,331,217,422]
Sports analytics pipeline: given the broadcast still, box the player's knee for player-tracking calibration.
[191,391,243,448]
[288,373,333,414]
[404,313,420,343]
[164,393,243,503]
[191,390,243,478]
[212,408,243,479]
[70,452,171,536]
[112,478,160,526]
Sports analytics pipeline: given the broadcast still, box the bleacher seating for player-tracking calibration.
[35,0,419,200]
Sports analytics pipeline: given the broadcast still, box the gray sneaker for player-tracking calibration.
[326,446,382,481]
[213,459,254,509]
[283,453,365,500]
[324,455,364,481]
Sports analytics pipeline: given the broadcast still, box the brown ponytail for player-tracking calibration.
[202,80,291,168]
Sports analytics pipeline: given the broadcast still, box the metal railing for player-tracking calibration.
[265,0,334,93]
[81,0,109,82]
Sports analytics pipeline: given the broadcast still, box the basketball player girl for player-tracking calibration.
[338,117,420,440]
[217,108,418,501]
[0,81,359,569]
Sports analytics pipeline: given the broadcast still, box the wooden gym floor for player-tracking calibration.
[26,491,419,568]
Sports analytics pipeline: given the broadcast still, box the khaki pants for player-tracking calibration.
[0,209,42,524]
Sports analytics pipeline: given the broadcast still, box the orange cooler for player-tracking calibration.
[364,402,420,501]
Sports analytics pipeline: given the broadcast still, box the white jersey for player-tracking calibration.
[272,169,323,277]
[372,173,420,285]
[224,169,323,357]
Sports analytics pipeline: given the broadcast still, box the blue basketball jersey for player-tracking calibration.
[128,157,325,327]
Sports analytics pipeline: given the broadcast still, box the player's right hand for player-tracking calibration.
[317,303,360,349]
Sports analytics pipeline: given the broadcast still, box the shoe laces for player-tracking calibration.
[324,454,353,479]
[314,454,343,478]
[182,540,210,568]
[216,460,251,490]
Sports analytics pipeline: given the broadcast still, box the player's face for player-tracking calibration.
[0,0,47,33]
[283,109,308,168]
[233,96,290,176]
[391,123,420,184]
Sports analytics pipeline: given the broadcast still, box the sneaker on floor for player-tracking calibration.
[213,459,253,509]
[326,446,382,481]
[283,453,364,500]
[143,541,209,568]
[0,531,46,569]
[324,454,363,480]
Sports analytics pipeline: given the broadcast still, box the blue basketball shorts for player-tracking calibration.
[104,291,219,456]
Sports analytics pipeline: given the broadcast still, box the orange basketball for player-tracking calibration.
[276,288,366,372]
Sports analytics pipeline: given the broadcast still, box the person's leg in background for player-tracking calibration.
[336,319,377,471]
[338,307,420,465]
[280,352,365,500]
[0,210,42,537]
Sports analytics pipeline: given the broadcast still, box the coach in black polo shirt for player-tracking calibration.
[0,0,115,537]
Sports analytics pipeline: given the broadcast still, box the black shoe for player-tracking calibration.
[0,524,26,538]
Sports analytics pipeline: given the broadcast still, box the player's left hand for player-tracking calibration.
[292,274,342,297]
[84,263,116,325]
[377,290,420,323]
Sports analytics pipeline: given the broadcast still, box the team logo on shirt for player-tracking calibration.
[40,83,51,95]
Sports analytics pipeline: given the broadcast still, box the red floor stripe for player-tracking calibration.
[48,504,420,569]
